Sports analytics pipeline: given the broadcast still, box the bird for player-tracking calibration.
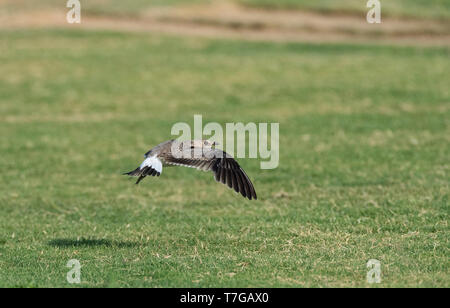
[124,139,257,200]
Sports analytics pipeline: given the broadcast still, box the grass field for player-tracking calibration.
[239,0,450,20]
[2,0,450,20]
[0,27,448,287]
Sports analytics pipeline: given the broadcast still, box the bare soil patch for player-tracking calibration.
[1,2,449,46]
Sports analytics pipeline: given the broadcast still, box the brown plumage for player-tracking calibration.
[124,139,257,200]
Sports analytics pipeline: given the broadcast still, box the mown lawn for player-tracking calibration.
[0,29,448,287]
[239,0,450,20]
[2,0,450,20]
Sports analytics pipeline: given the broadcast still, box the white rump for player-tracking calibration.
[139,155,163,174]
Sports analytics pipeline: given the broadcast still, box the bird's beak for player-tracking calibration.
[212,142,219,147]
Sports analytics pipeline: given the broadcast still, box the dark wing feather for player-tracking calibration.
[124,165,160,184]
[163,148,257,200]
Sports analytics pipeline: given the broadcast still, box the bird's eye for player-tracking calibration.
[190,146,195,149]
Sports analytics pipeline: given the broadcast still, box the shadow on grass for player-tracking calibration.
[48,238,140,248]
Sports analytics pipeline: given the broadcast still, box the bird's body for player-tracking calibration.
[124,139,257,200]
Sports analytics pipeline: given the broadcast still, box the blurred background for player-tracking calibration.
[1,0,450,44]
[0,0,449,287]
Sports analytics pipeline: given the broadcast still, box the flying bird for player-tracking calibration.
[124,139,257,200]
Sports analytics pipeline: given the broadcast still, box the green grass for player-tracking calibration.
[0,29,449,287]
[3,0,450,20]
[238,0,450,20]
[0,0,211,16]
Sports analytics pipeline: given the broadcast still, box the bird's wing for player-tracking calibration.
[124,155,163,184]
[163,148,257,200]
[144,139,174,157]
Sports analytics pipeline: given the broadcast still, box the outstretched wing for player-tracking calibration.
[163,149,257,200]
